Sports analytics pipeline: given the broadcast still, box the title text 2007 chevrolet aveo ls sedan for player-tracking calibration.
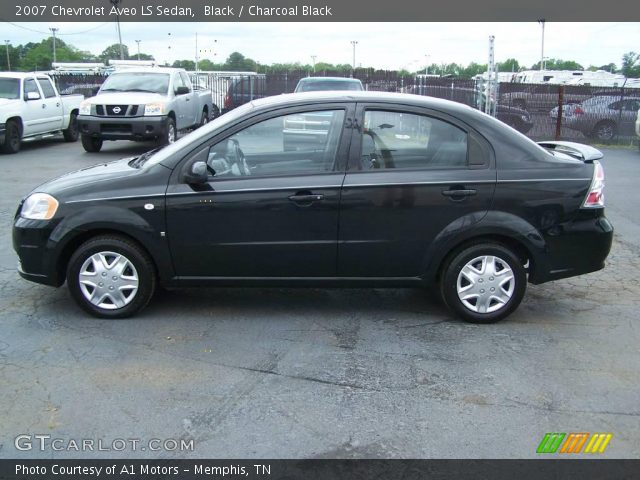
[13,92,613,323]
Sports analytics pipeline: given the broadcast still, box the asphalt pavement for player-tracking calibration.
[0,137,638,459]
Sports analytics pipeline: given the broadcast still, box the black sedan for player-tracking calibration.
[13,92,613,323]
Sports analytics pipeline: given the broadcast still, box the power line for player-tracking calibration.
[2,21,110,36]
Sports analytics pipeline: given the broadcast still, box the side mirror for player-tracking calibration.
[184,161,208,184]
[25,91,41,101]
[175,86,190,96]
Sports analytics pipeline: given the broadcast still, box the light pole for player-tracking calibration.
[110,0,125,60]
[135,39,141,60]
[311,55,317,73]
[424,54,430,75]
[4,40,10,71]
[49,27,59,64]
[538,19,546,71]
[350,40,358,72]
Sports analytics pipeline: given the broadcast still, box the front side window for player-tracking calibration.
[201,110,346,178]
[358,110,468,170]
[37,78,56,98]
[23,79,40,97]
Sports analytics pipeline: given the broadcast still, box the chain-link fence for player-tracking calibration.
[49,71,640,146]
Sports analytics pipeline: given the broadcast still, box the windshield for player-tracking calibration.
[0,78,20,99]
[296,80,363,92]
[100,73,170,94]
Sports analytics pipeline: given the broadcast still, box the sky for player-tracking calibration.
[4,22,640,71]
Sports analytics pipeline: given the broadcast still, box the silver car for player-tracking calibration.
[551,95,640,141]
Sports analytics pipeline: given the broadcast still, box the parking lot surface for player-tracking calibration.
[0,137,638,459]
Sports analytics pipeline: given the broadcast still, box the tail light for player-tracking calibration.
[224,93,233,109]
[583,161,605,208]
[573,106,585,115]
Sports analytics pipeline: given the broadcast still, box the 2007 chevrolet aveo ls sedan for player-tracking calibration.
[13,92,613,323]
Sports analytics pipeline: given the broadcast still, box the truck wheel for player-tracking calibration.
[440,242,526,324]
[200,109,209,127]
[159,117,176,146]
[592,121,616,142]
[2,120,21,154]
[67,235,156,319]
[63,113,79,142]
[81,134,103,153]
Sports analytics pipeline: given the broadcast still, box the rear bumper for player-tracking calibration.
[530,214,613,284]
[78,115,167,141]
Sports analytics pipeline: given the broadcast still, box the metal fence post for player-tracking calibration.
[555,85,564,140]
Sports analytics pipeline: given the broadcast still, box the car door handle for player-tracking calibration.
[442,188,477,198]
[288,193,324,203]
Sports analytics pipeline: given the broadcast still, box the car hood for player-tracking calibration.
[86,91,167,105]
[31,157,142,198]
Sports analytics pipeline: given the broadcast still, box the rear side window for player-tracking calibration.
[37,78,56,98]
[358,110,468,170]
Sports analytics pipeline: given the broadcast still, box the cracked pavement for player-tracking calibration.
[0,139,638,459]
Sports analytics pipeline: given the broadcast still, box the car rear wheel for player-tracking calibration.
[200,109,209,127]
[592,121,616,142]
[67,235,156,318]
[440,243,526,323]
[81,134,103,152]
[2,120,21,154]
[63,113,79,142]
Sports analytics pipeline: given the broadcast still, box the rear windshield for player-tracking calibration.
[0,78,20,99]
[296,80,363,92]
[100,73,170,95]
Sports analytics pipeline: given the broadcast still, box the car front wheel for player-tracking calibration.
[67,235,156,318]
[440,243,526,323]
[81,134,103,152]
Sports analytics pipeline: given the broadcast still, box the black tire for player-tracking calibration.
[66,235,156,319]
[159,117,176,146]
[211,105,220,119]
[592,121,616,142]
[199,108,209,127]
[81,134,103,152]
[440,242,526,324]
[2,120,21,154]
[63,112,79,142]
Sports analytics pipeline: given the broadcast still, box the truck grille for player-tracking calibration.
[95,105,140,117]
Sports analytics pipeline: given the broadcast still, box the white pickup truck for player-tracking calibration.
[77,67,214,152]
[0,72,83,154]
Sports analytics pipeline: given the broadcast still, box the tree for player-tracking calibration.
[223,52,257,71]
[621,52,640,78]
[497,58,520,73]
[530,58,584,71]
[20,37,88,71]
[100,43,129,63]
[172,59,195,70]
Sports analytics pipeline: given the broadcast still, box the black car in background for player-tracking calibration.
[13,92,612,323]
[222,75,266,113]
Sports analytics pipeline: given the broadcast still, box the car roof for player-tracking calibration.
[298,77,362,83]
[0,72,49,79]
[109,68,181,74]
[249,90,476,116]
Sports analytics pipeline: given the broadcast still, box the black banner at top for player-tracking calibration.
[3,0,640,22]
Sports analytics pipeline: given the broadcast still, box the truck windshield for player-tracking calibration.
[296,80,362,92]
[0,78,20,99]
[100,73,170,94]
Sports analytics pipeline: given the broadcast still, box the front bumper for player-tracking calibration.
[78,115,167,141]
[530,213,613,284]
[13,216,64,287]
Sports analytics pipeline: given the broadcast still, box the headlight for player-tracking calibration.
[144,103,166,116]
[21,193,59,220]
[79,101,91,115]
